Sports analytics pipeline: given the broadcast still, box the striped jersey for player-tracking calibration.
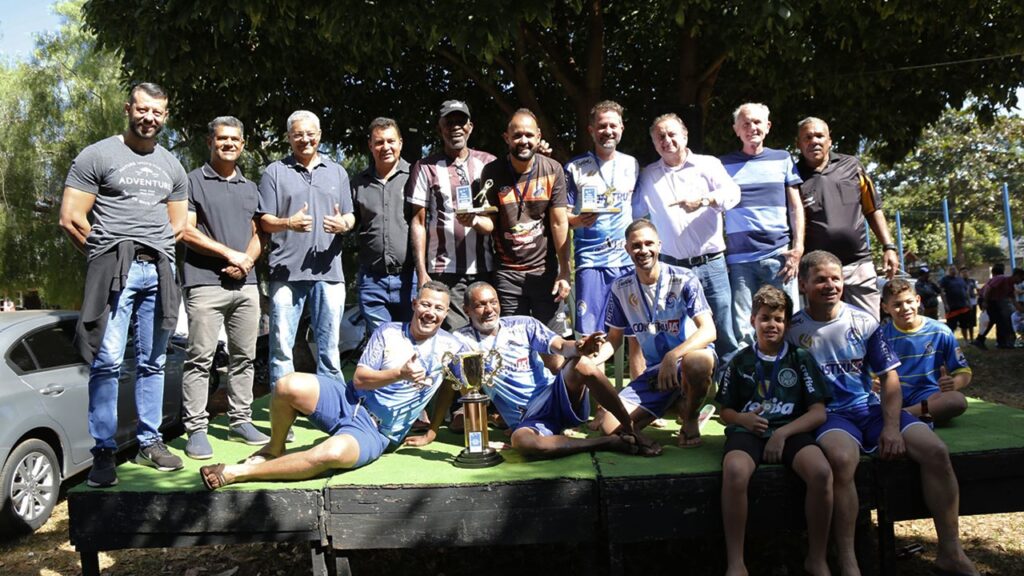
[407,149,496,275]
[719,147,802,264]
[880,317,970,400]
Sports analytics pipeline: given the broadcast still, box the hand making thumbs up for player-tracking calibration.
[938,364,955,393]
[288,202,313,232]
[323,202,351,234]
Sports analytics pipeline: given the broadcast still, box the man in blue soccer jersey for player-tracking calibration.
[564,101,643,365]
[720,103,805,347]
[198,281,463,489]
[408,282,659,458]
[789,251,977,576]
[590,219,718,447]
[881,278,971,424]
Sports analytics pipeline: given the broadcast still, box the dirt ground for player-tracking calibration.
[1,339,1021,575]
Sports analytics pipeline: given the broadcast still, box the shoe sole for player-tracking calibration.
[228,434,271,446]
[134,454,184,472]
[86,477,119,488]
[186,451,214,460]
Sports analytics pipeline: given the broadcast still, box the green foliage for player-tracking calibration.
[0,0,125,308]
[79,0,1023,163]
[871,107,1024,268]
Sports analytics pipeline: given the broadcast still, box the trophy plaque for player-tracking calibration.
[454,179,499,214]
[577,185,621,214]
[441,349,504,468]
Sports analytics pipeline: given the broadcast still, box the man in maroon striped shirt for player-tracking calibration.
[408,100,496,330]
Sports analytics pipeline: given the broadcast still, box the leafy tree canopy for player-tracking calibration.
[81,0,1023,165]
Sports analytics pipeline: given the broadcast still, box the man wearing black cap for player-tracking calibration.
[915,266,941,319]
[408,100,497,330]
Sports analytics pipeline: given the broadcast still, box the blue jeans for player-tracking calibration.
[690,256,738,357]
[269,280,346,386]
[356,267,416,334]
[728,254,799,347]
[89,260,170,452]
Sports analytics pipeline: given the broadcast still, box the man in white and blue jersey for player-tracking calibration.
[198,281,464,489]
[881,278,971,424]
[591,220,718,447]
[564,101,638,335]
[720,103,805,347]
[789,251,977,576]
[411,282,659,458]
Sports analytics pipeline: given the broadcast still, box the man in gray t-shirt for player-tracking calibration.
[59,82,188,487]
[258,110,355,386]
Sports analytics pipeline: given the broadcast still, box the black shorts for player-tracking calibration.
[723,431,818,469]
[494,267,560,329]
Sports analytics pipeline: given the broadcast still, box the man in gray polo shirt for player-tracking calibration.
[258,110,355,386]
[351,117,415,332]
[59,82,187,487]
[181,116,270,460]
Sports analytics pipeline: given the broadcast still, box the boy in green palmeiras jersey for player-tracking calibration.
[715,285,833,576]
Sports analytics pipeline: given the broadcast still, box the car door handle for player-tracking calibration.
[41,385,65,397]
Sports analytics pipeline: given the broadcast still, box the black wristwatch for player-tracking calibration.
[882,243,897,252]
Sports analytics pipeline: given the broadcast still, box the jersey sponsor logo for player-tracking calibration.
[820,359,864,377]
[503,221,543,250]
[513,357,531,372]
[778,368,798,388]
[741,400,795,416]
[629,318,679,334]
[577,299,588,318]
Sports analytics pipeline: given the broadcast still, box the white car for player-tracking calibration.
[0,311,184,536]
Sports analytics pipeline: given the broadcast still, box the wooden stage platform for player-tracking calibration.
[68,398,1024,575]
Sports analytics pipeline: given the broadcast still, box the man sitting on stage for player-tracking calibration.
[789,251,978,576]
[881,278,971,425]
[590,219,717,447]
[199,281,464,489]
[406,281,659,458]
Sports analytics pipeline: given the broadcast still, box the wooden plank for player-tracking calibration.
[326,480,598,549]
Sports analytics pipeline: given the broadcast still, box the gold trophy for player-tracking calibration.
[454,179,499,214]
[441,349,504,468]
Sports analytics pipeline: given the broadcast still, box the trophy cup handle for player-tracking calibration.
[481,349,503,389]
[440,351,464,391]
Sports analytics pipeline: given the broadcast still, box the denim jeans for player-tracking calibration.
[356,267,416,334]
[269,280,346,386]
[89,260,170,452]
[689,256,738,357]
[728,254,799,347]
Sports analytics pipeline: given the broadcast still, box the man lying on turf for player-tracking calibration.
[880,278,971,425]
[588,219,717,447]
[405,281,660,457]
[200,281,464,489]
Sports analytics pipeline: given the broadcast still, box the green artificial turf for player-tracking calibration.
[72,396,1024,493]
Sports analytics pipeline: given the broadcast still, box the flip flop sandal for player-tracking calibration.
[200,463,227,491]
[678,431,703,448]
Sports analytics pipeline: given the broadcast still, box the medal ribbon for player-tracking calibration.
[508,159,536,217]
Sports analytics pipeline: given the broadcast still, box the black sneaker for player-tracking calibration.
[971,338,988,350]
[87,448,118,488]
[135,441,184,471]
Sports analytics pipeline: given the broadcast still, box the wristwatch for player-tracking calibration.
[699,196,710,208]
[882,243,897,252]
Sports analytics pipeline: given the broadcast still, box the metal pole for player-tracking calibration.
[865,220,871,250]
[1004,183,1016,269]
[943,198,953,266]
[895,210,905,273]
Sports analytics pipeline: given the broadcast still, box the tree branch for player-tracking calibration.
[437,46,516,116]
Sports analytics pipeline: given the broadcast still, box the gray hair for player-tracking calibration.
[649,113,687,136]
[798,250,843,281]
[207,116,244,138]
[733,102,770,123]
[286,110,321,133]
[797,116,829,133]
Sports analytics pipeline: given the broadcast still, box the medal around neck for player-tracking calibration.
[455,178,499,214]
[441,349,505,468]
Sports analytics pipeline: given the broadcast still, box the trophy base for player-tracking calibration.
[455,206,498,214]
[578,207,621,214]
[453,448,504,469]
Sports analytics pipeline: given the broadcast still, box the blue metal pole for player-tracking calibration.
[943,198,953,266]
[865,220,871,250]
[896,210,905,273]
[1004,183,1016,269]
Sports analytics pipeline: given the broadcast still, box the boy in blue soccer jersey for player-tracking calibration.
[881,278,971,425]
[408,281,660,458]
[590,219,718,447]
[717,285,833,576]
[791,251,977,576]
[199,281,463,489]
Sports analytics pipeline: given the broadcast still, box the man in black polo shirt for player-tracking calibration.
[181,116,269,459]
[796,117,899,320]
[351,118,415,332]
